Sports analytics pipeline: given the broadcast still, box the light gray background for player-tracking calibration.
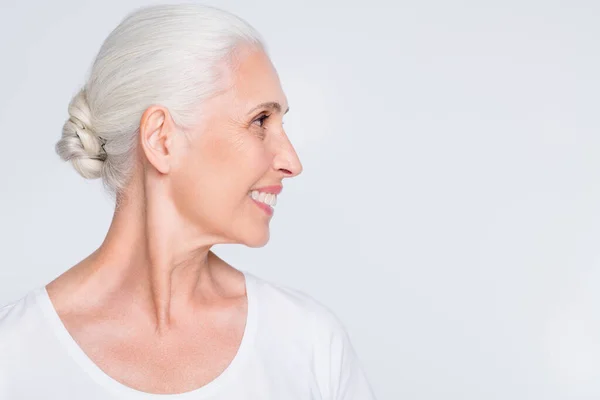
[1,0,599,399]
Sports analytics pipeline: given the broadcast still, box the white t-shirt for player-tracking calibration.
[0,270,377,399]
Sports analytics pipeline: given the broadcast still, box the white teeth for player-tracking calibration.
[250,190,277,207]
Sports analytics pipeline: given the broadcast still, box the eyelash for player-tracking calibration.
[251,113,286,139]
[253,114,270,128]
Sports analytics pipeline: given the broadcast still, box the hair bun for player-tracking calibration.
[55,88,107,179]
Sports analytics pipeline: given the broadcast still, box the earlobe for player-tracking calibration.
[140,105,173,174]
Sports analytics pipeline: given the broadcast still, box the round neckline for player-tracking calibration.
[35,269,258,399]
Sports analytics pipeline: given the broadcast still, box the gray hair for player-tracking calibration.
[55,4,266,196]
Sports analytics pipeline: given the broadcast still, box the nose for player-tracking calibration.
[272,130,303,178]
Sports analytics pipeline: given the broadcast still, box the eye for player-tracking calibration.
[253,114,270,128]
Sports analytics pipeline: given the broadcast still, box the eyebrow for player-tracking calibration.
[247,101,290,115]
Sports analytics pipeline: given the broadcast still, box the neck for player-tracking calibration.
[51,177,232,333]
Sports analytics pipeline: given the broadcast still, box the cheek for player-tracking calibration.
[211,133,270,186]
[211,130,271,178]
[171,132,270,218]
[242,140,272,185]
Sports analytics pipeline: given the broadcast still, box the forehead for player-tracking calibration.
[220,46,288,111]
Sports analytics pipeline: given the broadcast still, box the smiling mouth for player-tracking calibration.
[249,190,277,207]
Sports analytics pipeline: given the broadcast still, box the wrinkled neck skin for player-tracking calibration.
[48,168,240,334]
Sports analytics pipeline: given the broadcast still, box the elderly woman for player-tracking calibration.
[0,4,376,399]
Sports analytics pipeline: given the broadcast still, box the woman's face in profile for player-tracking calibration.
[169,46,302,248]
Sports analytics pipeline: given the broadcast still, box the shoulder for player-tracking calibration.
[0,288,46,349]
[246,271,349,340]
[0,291,34,330]
[246,272,377,399]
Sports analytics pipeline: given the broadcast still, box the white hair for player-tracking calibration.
[55,4,266,196]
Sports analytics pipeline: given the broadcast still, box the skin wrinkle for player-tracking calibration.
[45,45,303,394]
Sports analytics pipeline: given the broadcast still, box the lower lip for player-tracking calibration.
[252,198,274,216]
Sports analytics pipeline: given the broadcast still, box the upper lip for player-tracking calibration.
[251,185,283,195]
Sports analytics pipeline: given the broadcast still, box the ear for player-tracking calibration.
[139,105,176,174]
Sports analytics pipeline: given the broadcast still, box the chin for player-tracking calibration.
[242,229,270,248]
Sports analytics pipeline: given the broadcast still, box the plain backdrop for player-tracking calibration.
[1,0,599,399]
